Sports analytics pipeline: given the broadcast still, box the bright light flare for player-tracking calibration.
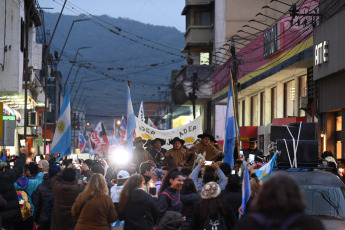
[110,146,130,166]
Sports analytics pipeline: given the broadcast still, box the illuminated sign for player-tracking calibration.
[315,41,329,66]
[3,116,16,121]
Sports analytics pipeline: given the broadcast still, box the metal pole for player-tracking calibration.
[63,46,91,93]
[44,0,68,155]
[69,66,82,94]
[56,19,90,68]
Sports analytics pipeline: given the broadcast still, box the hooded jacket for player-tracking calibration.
[119,188,159,230]
[0,153,26,222]
[158,187,182,219]
[181,192,201,230]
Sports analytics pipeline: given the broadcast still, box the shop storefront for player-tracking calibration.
[314,9,345,159]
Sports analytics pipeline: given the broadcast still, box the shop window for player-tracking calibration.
[271,87,277,122]
[299,76,307,117]
[260,92,265,126]
[336,141,342,159]
[251,95,258,126]
[336,116,342,131]
[241,100,245,126]
[284,80,296,117]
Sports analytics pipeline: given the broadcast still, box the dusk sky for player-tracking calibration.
[40,0,186,32]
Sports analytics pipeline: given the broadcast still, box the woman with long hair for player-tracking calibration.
[118,174,159,230]
[192,182,235,230]
[181,178,200,230]
[235,173,325,230]
[158,169,184,218]
[71,173,117,230]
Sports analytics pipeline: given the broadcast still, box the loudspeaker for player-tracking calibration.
[271,122,317,142]
[289,122,317,140]
[276,139,319,165]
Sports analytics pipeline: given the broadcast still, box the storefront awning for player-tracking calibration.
[1,101,21,122]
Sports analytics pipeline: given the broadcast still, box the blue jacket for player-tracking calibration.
[190,166,227,194]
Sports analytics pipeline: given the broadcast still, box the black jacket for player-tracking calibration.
[0,153,26,222]
[119,188,159,230]
[32,173,54,223]
[181,192,200,230]
[222,189,242,223]
[243,148,263,160]
[158,187,182,219]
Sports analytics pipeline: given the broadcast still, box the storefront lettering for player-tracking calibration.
[315,41,328,66]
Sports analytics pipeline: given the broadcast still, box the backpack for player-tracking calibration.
[247,213,303,230]
[17,190,32,221]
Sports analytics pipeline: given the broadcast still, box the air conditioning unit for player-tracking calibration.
[299,96,308,109]
[28,111,37,127]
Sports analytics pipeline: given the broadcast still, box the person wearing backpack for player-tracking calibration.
[234,173,325,230]
[192,181,235,230]
[0,147,27,230]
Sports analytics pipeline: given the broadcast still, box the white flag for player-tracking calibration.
[138,101,145,122]
[147,117,157,129]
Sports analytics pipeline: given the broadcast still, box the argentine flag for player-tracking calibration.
[240,163,251,218]
[256,152,277,182]
[126,84,136,158]
[223,79,237,168]
[50,85,71,159]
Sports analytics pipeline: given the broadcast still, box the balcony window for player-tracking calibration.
[194,11,212,26]
[251,95,258,126]
[200,52,210,65]
[284,80,296,117]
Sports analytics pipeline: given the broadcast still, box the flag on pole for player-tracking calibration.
[126,84,136,158]
[138,101,145,122]
[256,152,277,181]
[78,132,86,152]
[148,117,157,129]
[223,78,237,168]
[240,164,251,218]
[88,139,93,157]
[111,119,117,146]
[90,122,109,158]
[50,85,71,159]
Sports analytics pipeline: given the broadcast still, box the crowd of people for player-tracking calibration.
[0,132,339,230]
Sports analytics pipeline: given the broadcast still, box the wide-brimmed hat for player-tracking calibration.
[152,138,166,146]
[134,137,147,144]
[201,182,221,199]
[248,138,258,143]
[197,133,213,140]
[144,139,153,147]
[209,135,218,143]
[169,137,185,145]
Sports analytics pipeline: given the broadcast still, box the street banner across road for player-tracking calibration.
[135,116,202,149]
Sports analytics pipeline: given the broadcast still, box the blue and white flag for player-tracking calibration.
[241,164,251,218]
[120,116,127,131]
[126,84,136,158]
[88,139,93,157]
[256,152,277,182]
[51,85,71,159]
[223,79,237,168]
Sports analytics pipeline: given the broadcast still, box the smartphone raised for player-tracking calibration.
[205,161,212,166]
[249,154,255,164]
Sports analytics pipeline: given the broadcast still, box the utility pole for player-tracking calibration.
[189,72,198,119]
[43,0,67,155]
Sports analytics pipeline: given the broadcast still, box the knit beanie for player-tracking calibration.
[49,164,61,178]
[201,181,221,199]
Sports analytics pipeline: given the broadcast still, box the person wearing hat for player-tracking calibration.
[188,133,225,163]
[149,138,167,168]
[164,137,187,168]
[242,138,263,160]
[192,181,235,230]
[132,137,154,168]
[110,170,130,209]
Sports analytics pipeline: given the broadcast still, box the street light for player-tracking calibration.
[63,46,91,93]
[56,18,90,68]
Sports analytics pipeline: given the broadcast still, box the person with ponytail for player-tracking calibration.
[118,174,159,230]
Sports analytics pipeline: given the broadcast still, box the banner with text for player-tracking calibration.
[135,116,202,150]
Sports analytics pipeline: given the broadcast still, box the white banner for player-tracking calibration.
[135,116,202,150]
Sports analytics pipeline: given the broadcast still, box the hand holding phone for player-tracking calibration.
[205,161,212,166]
[248,154,255,165]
